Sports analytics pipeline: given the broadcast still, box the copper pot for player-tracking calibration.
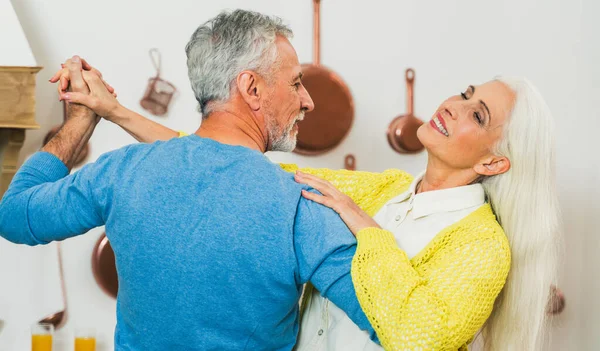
[387,68,424,154]
[91,233,118,299]
[294,0,354,155]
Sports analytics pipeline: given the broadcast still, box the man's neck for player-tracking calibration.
[194,109,269,153]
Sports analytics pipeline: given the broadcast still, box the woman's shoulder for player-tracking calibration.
[415,204,510,272]
[455,204,510,248]
[279,164,413,186]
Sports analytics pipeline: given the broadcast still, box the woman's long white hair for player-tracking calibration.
[478,77,561,350]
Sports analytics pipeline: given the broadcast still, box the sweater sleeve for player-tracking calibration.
[293,193,378,342]
[351,227,511,350]
[0,149,126,245]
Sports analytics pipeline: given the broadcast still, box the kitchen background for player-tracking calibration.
[2,0,599,349]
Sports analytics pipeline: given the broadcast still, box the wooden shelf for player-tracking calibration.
[0,66,42,199]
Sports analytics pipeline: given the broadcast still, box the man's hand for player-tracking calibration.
[50,56,119,120]
[49,57,116,99]
[42,56,100,171]
[61,70,123,120]
[63,56,96,121]
[49,55,179,143]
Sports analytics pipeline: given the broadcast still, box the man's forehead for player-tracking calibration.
[275,36,300,66]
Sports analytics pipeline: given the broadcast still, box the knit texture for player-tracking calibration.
[0,141,378,350]
[282,164,511,351]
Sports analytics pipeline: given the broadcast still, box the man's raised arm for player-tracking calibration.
[0,56,106,245]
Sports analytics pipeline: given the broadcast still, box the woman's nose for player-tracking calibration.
[441,104,458,121]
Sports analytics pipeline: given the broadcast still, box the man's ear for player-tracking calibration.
[473,155,511,177]
[237,71,262,111]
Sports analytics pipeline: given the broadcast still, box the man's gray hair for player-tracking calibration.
[185,10,293,117]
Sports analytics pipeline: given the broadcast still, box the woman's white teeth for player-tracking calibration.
[433,116,449,136]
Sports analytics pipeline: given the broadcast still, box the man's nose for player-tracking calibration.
[300,85,315,112]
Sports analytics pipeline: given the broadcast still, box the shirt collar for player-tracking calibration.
[387,170,486,219]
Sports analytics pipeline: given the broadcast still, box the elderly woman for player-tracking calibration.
[52,60,559,350]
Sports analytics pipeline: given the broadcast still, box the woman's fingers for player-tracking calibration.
[51,57,112,100]
[82,70,103,89]
[81,58,93,71]
[295,171,339,198]
[80,63,114,94]
[295,174,332,197]
[60,92,95,109]
[82,71,114,98]
[301,190,337,211]
[102,80,115,94]
[49,68,63,83]
[49,66,70,96]
[57,76,67,97]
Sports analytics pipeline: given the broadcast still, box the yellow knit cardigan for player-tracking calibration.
[176,132,510,350]
[280,164,511,351]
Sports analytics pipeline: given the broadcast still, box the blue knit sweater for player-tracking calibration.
[0,135,375,350]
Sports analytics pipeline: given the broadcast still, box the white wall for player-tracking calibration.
[5,0,600,349]
[0,0,36,66]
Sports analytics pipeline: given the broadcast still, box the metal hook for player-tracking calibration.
[149,48,162,77]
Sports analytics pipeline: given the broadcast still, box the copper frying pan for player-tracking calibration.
[387,69,424,153]
[91,233,118,299]
[294,0,354,155]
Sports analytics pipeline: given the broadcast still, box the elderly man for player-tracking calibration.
[0,10,376,351]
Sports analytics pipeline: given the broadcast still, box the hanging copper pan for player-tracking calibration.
[294,0,354,155]
[387,69,424,154]
[91,233,118,299]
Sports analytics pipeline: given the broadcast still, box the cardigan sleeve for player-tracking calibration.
[351,227,511,350]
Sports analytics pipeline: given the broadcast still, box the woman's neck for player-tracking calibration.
[418,157,480,194]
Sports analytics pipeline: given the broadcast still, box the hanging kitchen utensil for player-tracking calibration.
[294,0,354,155]
[44,101,90,167]
[547,285,565,315]
[387,68,424,154]
[91,233,118,299]
[38,242,68,329]
[140,48,177,116]
[344,154,356,170]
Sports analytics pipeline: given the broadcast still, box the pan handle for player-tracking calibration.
[406,68,415,115]
[344,154,356,170]
[313,0,321,65]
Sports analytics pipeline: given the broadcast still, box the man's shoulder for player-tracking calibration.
[94,142,156,164]
[249,160,306,194]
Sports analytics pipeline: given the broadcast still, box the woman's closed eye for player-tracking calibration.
[461,90,485,125]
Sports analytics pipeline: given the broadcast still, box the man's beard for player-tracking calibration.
[267,111,305,152]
